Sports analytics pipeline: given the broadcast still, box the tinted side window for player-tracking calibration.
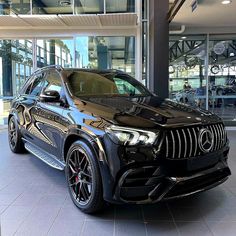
[25,73,45,96]
[114,77,143,96]
[30,74,45,96]
[42,71,62,95]
[25,79,33,95]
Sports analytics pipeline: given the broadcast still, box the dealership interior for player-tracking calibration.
[0,0,236,235]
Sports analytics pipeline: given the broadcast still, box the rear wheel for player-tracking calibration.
[65,140,104,214]
[8,116,25,153]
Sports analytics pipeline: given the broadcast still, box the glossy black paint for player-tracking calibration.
[9,66,231,204]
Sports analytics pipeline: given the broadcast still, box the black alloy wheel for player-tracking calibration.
[66,140,104,213]
[8,116,25,153]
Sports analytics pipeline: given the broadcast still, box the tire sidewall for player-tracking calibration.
[65,140,102,212]
[8,116,19,152]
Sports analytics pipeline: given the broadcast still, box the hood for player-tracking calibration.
[74,96,221,129]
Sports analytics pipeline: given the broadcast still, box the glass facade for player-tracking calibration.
[36,39,74,68]
[75,36,135,76]
[0,39,33,97]
[0,0,31,15]
[0,36,135,98]
[169,35,236,126]
[0,0,138,125]
[0,36,135,124]
[142,0,148,85]
[0,0,135,15]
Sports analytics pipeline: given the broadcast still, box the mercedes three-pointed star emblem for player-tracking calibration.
[198,128,214,153]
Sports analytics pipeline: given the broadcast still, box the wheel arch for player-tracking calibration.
[63,129,107,164]
[8,109,20,125]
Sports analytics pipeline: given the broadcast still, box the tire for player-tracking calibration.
[8,116,25,153]
[65,140,104,214]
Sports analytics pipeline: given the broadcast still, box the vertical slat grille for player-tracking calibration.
[163,123,227,159]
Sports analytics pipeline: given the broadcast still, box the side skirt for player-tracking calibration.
[23,138,65,171]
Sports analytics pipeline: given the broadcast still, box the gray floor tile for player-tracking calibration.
[85,205,115,221]
[202,206,236,222]
[1,205,32,221]
[0,205,8,214]
[146,221,178,236]
[115,220,146,236]
[207,221,236,236]
[0,131,235,235]
[56,204,86,221]
[169,207,204,222]
[37,193,67,206]
[115,205,143,221]
[0,183,28,195]
[48,218,84,236]
[0,193,21,205]
[82,220,114,236]
[16,206,61,235]
[142,203,173,222]
[24,183,54,195]
[1,219,24,236]
[11,193,43,207]
[64,195,76,206]
[1,205,33,235]
[176,221,213,236]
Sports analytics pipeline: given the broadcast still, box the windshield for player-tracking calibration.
[67,71,152,98]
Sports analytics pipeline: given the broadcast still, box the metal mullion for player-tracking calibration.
[205,34,209,110]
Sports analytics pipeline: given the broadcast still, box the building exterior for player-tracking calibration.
[0,0,140,100]
[0,0,235,126]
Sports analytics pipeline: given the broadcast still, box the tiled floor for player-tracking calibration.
[0,130,236,236]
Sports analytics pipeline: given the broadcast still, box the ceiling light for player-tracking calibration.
[60,1,71,6]
[221,0,232,5]
[181,36,187,39]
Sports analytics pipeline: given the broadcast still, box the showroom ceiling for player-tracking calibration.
[171,0,236,33]
[0,13,138,38]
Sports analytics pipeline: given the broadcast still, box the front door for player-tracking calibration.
[33,70,66,160]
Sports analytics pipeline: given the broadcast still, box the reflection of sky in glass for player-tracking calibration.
[62,38,89,67]
[62,39,73,54]
[76,37,89,67]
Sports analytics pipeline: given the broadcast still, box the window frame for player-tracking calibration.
[21,72,45,97]
[39,69,67,106]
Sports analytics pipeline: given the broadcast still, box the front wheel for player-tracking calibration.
[65,140,104,214]
[8,116,25,153]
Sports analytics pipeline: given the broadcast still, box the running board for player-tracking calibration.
[24,141,65,170]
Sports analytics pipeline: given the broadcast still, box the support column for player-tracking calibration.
[49,40,56,65]
[2,40,12,96]
[97,44,108,70]
[148,0,169,99]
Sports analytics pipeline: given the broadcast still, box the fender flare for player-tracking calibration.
[62,127,108,164]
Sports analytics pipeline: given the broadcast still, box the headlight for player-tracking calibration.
[105,125,158,146]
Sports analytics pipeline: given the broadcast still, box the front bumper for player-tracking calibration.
[109,145,231,204]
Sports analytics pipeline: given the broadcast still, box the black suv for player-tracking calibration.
[8,65,231,213]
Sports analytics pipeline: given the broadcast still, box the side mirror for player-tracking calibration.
[40,90,60,103]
